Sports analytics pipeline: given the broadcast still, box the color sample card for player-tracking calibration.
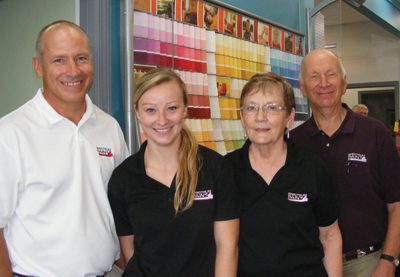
[133,7,305,154]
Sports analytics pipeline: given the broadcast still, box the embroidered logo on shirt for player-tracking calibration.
[288,192,308,203]
[194,190,214,200]
[347,153,367,163]
[97,147,113,157]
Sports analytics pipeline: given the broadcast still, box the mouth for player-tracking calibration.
[154,127,172,133]
[255,127,270,132]
[61,81,82,87]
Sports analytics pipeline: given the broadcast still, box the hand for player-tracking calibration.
[371,259,396,277]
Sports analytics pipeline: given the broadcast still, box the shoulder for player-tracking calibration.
[113,151,140,175]
[290,119,313,139]
[92,105,121,127]
[0,100,36,143]
[224,147,243,166]
[198,144,223,161]
[354,112,388,132]
[198,145,235,173]
[288,141,327,170]
[224,141,248,168]
[0,100,35,127]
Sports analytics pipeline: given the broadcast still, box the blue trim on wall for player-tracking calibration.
[344,0,400,38]
[110,0,126,132]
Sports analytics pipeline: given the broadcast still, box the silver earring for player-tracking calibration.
[285,129,290,140]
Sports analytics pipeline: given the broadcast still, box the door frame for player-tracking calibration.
[347,81,399,122]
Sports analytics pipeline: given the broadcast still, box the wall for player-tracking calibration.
[325,21,400,93]
[0,0,75,117]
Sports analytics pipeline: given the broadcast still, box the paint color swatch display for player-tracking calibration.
[270,49,307,120]
[132,0,306,154]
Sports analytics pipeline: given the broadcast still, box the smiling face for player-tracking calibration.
[241,88,294,147]
[33,24,93,113]
[300,49,347,110]
[135,80,187,148]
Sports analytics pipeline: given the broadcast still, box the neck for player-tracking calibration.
[249,139,287,163]
[145,140,180,169]
[43,91,87,125]
[312,104,346,136]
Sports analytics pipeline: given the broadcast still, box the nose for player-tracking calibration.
[67,60,80,76]
[255,106,268,120]
[158,110,168,125]
[319,75,328,87]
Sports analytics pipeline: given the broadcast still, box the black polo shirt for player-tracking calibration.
[108,141,240,277]
[291,104,400,253]
[225,140,337,276]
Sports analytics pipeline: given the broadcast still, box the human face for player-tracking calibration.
[300,50,347,110]
[241,89,294,147]
[355,108,368,117]
[33,25,93,111]
[135,81,187,148]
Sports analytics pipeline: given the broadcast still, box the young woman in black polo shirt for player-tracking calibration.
[108,68,239,277]
[225,72,343,276]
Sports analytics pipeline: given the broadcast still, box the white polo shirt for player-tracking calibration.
[0,89,129,277]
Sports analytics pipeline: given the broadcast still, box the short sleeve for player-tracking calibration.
[213,158,240,221]
[377,126,400,203]
[108,165,134,236]
[0,140,21,228]
[313,158,339,227]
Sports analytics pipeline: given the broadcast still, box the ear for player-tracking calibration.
[134,107,142,122]
[183,106,188,118]
[32,57,43,78]
[299,81,307,98]
[286,107,296,130]
[341,79,348,96]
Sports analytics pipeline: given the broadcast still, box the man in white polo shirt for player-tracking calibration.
[0,20,129,277]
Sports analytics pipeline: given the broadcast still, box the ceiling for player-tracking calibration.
[314,0,370,26]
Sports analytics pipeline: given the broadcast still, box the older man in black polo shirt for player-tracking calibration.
[291,48,400,277]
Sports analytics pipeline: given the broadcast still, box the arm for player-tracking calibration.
[0,228,12,277]
[117,235,134,270]
[214,219,239,277]
[371,202,400,277]
[319,220,343,277]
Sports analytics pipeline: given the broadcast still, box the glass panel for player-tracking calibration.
[310,0,400,128]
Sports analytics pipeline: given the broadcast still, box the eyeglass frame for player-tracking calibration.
[240,102,288,116]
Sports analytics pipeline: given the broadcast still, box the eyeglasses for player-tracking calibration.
[240,103,287,116]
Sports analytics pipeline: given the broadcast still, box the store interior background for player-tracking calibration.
[1,0,400,133]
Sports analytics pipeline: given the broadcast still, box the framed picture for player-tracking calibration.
[242,16,254,41]
[204,3,218,30]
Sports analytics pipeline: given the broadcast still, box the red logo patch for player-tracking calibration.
[97,147,113,157]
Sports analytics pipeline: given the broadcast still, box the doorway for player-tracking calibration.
[360,90,395,130]
[345,81,399,133]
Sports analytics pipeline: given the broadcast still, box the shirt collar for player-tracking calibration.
[128,140,147,174]
[237,139,301,170]
[33,88,96,126]
[307,103,355,137]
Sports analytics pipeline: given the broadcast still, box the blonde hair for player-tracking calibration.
[352,104,368,112]
[134,68,200,214]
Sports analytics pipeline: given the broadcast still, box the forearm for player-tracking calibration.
[0,229,12,277]
[215,244,238,277]
[372,202,400,276]
[214,219,239,277]
[382,202,400,257]
[322,238,343,276]
[319,221,343,277]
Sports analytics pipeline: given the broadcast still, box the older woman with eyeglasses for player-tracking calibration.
[225,72,343,276]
